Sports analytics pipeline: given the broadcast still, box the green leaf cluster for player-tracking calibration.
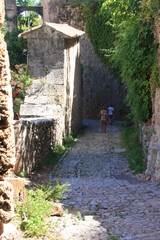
[5,29,27,69]
[11,64,33,119]
[16,181,70,237]
[16,188,52,237]
[82,0,159,124]
[16,0,42,30]
[113,16,156,123]
[121,126,146,173]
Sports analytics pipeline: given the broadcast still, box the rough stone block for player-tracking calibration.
[0,181,14,223]
[0,154,14,176]
[5,178,26,201]
[0,0,4,27]
[20,103,62,118]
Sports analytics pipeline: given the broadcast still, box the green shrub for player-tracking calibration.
[16,188,52,237]
[11,64,33,119]
[43,135,75,167]
[5,29,27,69]
[121,126,146,173]
[16,181,70,237]
[17,170,27,178]
[82,0,158,125]
[43,145,65,167]
[35,181,70,202]
[63,135,75,148]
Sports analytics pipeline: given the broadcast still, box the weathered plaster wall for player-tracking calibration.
[14,118,62,174]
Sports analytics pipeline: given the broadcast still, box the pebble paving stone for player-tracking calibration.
[49,119,160,240]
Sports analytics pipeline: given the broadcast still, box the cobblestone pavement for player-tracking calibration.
[49,119,160,240]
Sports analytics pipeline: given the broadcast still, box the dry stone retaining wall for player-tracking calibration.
[14,118,62,174]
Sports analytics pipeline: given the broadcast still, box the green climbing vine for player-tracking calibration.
[81,0,159,124]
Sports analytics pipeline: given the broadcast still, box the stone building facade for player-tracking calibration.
[41,1,127,119]
[19,22,84,138]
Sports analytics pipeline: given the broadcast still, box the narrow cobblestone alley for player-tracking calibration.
[49,120,160,240]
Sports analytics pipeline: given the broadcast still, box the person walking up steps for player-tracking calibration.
[108,104,114,125]
[98,106,108,133]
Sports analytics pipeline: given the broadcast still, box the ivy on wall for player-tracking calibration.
[81,0,159,124]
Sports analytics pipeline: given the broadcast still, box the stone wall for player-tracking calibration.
[64,38,82,134]
[14,118,62,174]
[0,0,15,232]
[15,29,82,173]
[41,0,62,23]
[4,0,17,31]
[0,23,15,178]
[56,5,127,119]
[20,26,65,121]
[145,20,160,181]
[81,33,126,119]
[41,0,83,23]
[20,23,83,137]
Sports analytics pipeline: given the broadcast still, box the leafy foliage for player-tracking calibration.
[82,0,158,124]
[121,126,146,173]
[16,0,42,31]
[17,11,42,31]
[4,1,41,66]
[16,188,52,237]
[42,134,75,168]
[16,181,70,237]
[36,181,70,201]
[16,0,36,5]
[11,64,32,119]
[5,29,27,69]
[113,16,156,122]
